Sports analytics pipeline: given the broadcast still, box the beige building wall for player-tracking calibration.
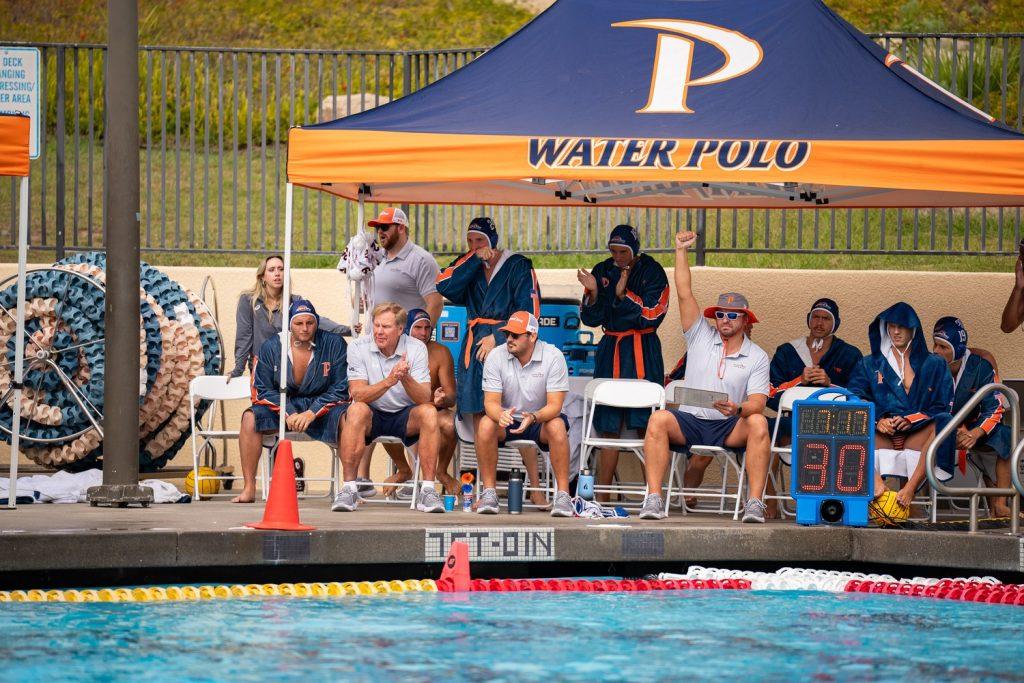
[1,262,1020,493]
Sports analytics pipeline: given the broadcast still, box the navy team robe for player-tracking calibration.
[581,253,669,432]
[767,336,863,411]
[954,351,1011,461]
[436,251,540,416]
[847,302,955,475]
[250,329,350,445]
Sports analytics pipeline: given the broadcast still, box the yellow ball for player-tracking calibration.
[185,467,221,496]
[869,489,910,527]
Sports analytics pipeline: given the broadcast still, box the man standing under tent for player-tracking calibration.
[577,224,669,502]
[436,217,540,426]
[353,207,442,497]
[237,300,349,504]
[333,302,444,513]
[639,231,772,523]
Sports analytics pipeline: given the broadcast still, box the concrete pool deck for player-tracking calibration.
[0,501,1022,585]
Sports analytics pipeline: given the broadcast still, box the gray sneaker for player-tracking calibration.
[356,477,377,499]
[416,487,445,513]
[550,491,574,518]
[742,498,767,524]
[639,493,666,520]
[476,487,500,514]
[394,481,415,501]
[331,487,359,512]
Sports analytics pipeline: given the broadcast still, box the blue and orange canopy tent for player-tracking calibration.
[287,0,1024,209]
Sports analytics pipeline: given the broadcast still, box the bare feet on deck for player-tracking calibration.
[437,472,459,496]
[382,470,413,497]
[231,487,256,503]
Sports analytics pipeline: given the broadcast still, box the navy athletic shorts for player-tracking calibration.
[670,410,740,449]
[499,414,569,449]
[368,405,419,446]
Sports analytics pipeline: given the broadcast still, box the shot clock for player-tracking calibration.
[791,388,875,526]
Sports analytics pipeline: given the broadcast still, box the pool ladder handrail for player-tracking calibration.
[924,382,1020,534]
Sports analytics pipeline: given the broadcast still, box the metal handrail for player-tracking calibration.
[1011,439,1024,501]
[925,383,1020,534]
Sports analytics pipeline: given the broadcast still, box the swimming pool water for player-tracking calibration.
[1,590,1022,681]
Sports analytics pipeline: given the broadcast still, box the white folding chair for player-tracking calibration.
[189,376,251,500]
[260,431,341,500]
[355,436,421,510]
[579,379,668,511]
[454,413,554,509]
[663,380,746,519]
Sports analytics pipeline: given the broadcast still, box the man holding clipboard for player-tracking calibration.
[639,231,773,523]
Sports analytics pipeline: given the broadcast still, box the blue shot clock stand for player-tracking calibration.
[791,388,875,527]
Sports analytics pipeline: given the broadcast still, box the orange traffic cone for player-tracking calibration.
[247,440,315,531]
[439,540,471,591]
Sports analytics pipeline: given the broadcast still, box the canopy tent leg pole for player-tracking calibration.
[7,176,28,510]
[354,193,365,333]
[278,182,294,443]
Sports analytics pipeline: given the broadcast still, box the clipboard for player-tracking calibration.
[671,386,730,410]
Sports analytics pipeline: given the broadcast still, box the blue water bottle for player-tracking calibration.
[578,468,594,501]
[507,469,524,514]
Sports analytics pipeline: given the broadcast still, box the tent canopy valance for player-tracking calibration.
[287,0,1024,208]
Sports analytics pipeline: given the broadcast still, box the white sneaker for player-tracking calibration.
[476,488,500,514]
[639,493,666,520]
[416,487,445,513]
[331,487,359,512]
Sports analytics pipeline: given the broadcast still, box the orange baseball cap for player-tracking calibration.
[367,207,408,228]
[501,311,539,335]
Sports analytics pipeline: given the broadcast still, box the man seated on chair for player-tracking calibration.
[767,298,863,442]
[235,299,349,503]
[405,308,459,494]
[333,302,444,513]
[933,316,1015,518]
[640,231,772,523]
[476,311,575,517]
[847,302,954,509]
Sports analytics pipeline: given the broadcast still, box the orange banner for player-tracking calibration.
[0,114,30,177]
[288,128,1024,205]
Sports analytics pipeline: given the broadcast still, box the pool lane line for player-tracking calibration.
[437,578,753,592]
[0,579,438,603]
[844,579,1024,605]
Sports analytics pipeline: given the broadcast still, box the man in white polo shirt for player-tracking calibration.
[477,311,574,517]
[353,206,443,498]
[640,231,772,523]
[333,302,444,513]
[365,207,442,325]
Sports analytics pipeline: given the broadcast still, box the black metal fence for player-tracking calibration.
[0,34,1022,260]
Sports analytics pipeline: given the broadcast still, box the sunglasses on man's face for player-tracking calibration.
[376,224,397,232]
[715,310,743,321]
[506,332,523,340]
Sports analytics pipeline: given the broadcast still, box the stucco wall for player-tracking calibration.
[1,261,1020,490]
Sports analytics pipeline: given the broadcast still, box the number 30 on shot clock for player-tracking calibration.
[791,389,874,526]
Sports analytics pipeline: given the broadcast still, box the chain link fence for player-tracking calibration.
[0,34,1021,260]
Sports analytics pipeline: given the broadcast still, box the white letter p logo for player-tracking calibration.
[613,19,763,114]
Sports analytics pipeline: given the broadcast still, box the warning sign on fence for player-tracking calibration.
[0,47,40,158]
